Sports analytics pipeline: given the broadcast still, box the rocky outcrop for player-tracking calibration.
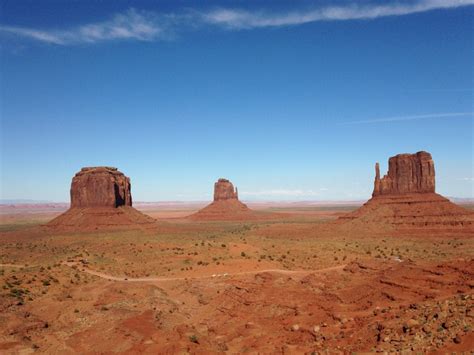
[373,151,435,196]
[214,178,239,201]
[46,167,155,232]
[338,152,474,233]
[71,167,132,208]
[191,178,255,220]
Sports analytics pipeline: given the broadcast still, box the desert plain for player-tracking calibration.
[1,154,474,354]
[3,1,474,352]
[1,203,474,353]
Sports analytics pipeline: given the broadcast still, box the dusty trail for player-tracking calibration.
[62,262,346,283]
[1,261,346,282]
[0,263,27,268]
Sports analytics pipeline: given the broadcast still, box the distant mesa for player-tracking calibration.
[339,151,474,232]
[214,178,239,201]
[189,178,254,221]
[46,167,155,231]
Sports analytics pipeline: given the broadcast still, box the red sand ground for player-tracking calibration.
[189,199,288,221]
[336,193,474,238]
[1,202,473,353]
[189,199,256,221]
[45,206,157,233]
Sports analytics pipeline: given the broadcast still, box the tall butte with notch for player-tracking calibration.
[47,167,155,231]
[339,151,474,233]
[190,178,255,220]
[373,151,435,196]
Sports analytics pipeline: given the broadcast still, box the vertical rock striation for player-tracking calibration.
[338,151,473,232]
[213,178,239,201]
[373,151,435,196]
[70,167,132,208]
[46,167,154,231]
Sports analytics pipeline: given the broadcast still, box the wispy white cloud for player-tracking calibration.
[457,177,474,181]
[342,112,474,125]
[1,0,473,45]
[0,27,66,44]
[204,0,474,29]
[0,9,166,45]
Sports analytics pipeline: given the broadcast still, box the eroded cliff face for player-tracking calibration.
[70,167,132,208]
[47,167,154,231]
[191,178,255,220]
[213,178,239,201]
[373,151,435,196]
[338,151,473,232]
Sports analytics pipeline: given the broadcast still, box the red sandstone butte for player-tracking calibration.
[373,151,435,196]
[190,178,255,221]
[213,178,239,201]
[71,167,132,208]
[338,151,474,232]
[46,167,155,231]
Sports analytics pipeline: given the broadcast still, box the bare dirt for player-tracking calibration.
[337,193,474,237]
[1,202,473,353]
[189,199,280,221]
[189,177,275,221]
[45,206,157,233]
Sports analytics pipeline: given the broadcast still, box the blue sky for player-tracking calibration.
[1,0,473,202]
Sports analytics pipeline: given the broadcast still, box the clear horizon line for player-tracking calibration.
[1,197,473,205]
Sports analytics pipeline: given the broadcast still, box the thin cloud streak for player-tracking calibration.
[0,9,167,45]
[0,26,66,44]
[341,112,474,125]
[204,0,474,29]
[1,0,474,45]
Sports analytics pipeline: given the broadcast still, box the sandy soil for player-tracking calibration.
[0,202,473,353]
